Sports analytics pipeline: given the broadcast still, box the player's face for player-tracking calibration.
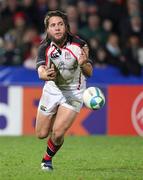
[47,16,67,44]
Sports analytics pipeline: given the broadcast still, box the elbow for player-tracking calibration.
[84,68,93,77]
[87,66,93,77]
[86,71,93,77]
[82,63,93,77]
[89,72,93,77]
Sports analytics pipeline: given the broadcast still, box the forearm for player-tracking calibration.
[80,62,93,77]
[78,45,93,77]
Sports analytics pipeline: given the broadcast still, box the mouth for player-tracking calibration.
[55,33,62,38]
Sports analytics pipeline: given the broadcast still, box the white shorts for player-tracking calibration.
[38,83,85,116]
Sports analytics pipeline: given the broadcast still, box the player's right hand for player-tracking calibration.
[46,64,57,80]
[38,64,57,81]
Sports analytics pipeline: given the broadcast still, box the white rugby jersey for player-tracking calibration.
[36,34,90,91]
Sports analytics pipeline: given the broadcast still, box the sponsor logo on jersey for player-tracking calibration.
[51,52,60,59]
[131,92,143,136]
[65,52,71,60]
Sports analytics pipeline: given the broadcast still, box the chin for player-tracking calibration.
[52,33,67,45]
[53,37,65,45]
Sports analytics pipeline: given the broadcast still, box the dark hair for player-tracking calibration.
[44,10,70,31]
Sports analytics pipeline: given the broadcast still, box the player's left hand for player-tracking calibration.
[78,45,89,66]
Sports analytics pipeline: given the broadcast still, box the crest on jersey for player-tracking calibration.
[65,52,71,60]
[58,61,65,70]
[131,92,143,136]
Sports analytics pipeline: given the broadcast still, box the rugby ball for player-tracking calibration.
[83,87,105,110]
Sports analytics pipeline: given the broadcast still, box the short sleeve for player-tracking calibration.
[36,44,47,70]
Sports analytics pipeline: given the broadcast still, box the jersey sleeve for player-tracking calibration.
[36,44,46,70]
[79,39,87,48]
[73,35,87,48]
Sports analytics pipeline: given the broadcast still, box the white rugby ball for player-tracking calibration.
[83,87,105,110]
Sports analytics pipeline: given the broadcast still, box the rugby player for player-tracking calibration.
[36,10,93,171]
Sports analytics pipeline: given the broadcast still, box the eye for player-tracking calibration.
[49,23,55,28]
[59,22,64,26]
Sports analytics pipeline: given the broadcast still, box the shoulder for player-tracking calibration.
[69,34,87,48]
[38,39,51,51]
[36,39,51,69]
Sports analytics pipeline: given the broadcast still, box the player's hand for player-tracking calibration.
[82,44,89,57]
[38,64,56,81]
[46,63,57,80]
[78,45,89,66]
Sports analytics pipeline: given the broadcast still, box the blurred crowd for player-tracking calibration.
[0,0,143,76]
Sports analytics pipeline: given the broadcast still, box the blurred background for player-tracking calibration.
[0,0,143,136]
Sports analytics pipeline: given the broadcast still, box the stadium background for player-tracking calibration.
[0,0,143,136]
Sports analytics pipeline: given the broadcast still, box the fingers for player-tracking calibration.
[47,76,56,80]
[47,68,55,75]
[46,73,56,80]
[46,63,55,72]
[80,49,87,58]
[46,64,56,80]
[81,48,89,58]
[38,64,57,81]
[46,70,56,80]
[82,45,89,57]
[51,63,55,69]
[78,46,89,66]
[80,49,85,55]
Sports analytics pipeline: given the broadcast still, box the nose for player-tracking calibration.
[55,24,60,31]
